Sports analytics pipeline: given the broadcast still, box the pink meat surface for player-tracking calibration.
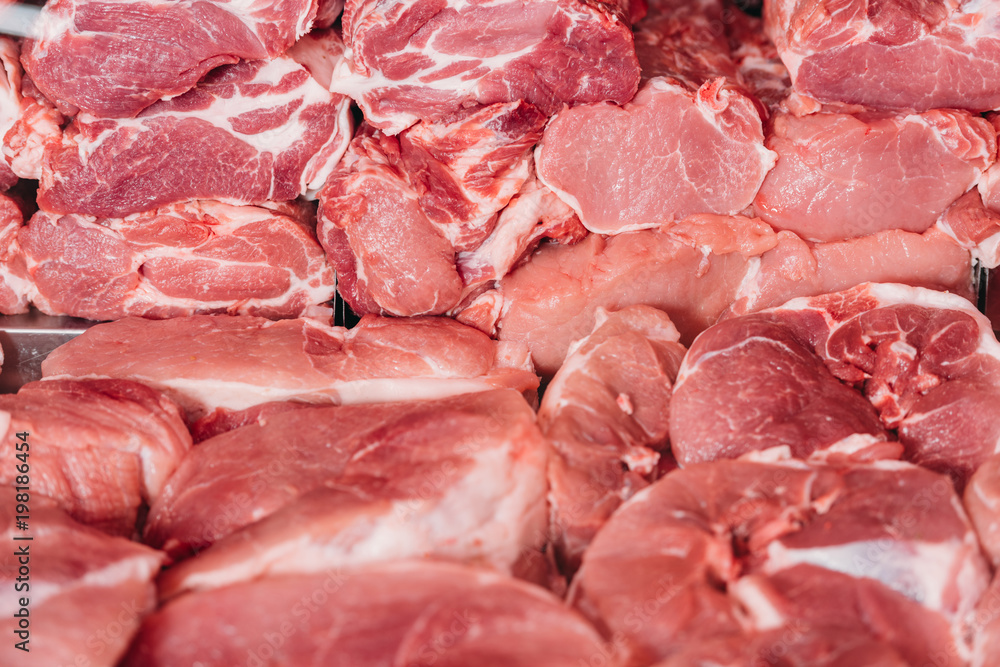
[22,0,317,118]
[765,0,1000,112]
[37,52,352,217]
[20,200,335,320]
[318,102,546,316]
[125,561,610,667]
[572,458,989,666]
[0,379,191,535]
[41,314,539,421]
[754,109,996,241]
[331,0,640,134]
[0,193,33,314]
[978,113,1000,213]
[972,576,1000,667]
[966,453,1000,568]
[0,37,19,190]
[535,0,775,234]
[150,390,548,597]
[936,189,1000,269]
[0,494,162,667]
[539,306,686,573]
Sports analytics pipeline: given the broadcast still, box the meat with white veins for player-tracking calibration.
[0,37,19,190]
[40,314,540,422]
[22,0,318,118]
[539,305,686,573]
[38,51,352,217]
[0,193,33,314]
[331,0,641,134]
[572,457,989,666]
[20,200,336,320]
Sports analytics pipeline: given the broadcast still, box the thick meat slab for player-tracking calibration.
[0,379,191,535]
[539,306,685,573]
[125,561,608,667]
[22,0,317,118]
[0,193,33,314]
[0,495,163,667]
[765,0,1000,112]
[21,200,335,320]
[150,390,548,596]
[38,53,352,217]
[754,109,996,242]
[41,314,539,420]
[330,0,640,134]
[572,458,989,666]
[672,283,1000,483]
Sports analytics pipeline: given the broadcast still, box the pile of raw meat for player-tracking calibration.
[4,0,1000,665]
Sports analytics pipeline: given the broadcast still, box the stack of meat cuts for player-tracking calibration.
[6,0,1000,665]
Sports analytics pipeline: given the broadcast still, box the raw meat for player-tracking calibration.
[965,453,1000,567]
[41,313,540,421]
[22,0,317,118]
[937,190,1000,269]
[0,493,162,667]
[765,0,1000,112]
[727,7,791,113]
[0,379,191,535]
[672,283,1000,483]
[37,53,352,217]
[20,200,336,320]
[330,0,641,134]
[754,109,996,242]
[539,306,685,573]
[0,193,32,314]
[972,576,1000,667]
[318,102,546,316]
[0,37,18,190]
[535,0,775,234]
[572,457,989,666]
[978,114,1000,213]
[125,561,610,667]
[150,389,548,597]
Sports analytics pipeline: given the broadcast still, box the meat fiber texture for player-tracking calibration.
[148,389,549,598]
[19,200,336,320]
[936,189,1000,270]
[124,561,609,667]
[765,0,1000,112]
[37,51,353,218]
[672,283,1000,485]
[330,0,641,134]
[571,457,990,667]
[539,305,686,573]
[319,102,585,317]
[0,193,33,314]
[0,493,163,667]
[754,108,997,242]
[535,0,776,234]
[40,313,540,422]
[0,37,19,190]
[0,379,191,536]
[475,214,973,377]
[22,0,318,118]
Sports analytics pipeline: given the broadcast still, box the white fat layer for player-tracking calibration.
[0,39,20,151]
[728,577,786,630]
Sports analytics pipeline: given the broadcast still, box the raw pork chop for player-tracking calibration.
[572,457,989,666]
[765,0,1000,112]
[37,53,352,217]
[41,314,539,421]
[22,0,317,117]
[149,390,547,597]
[539,306,685,573]
[318,102,546,316]
[125,561,609,667]
[0,379,191,535]
[672,284,1000,483]
[0,494,162,667]
[535,0,775,234]
[20,200,336,320]
[0,193,32,314]
[754,109,996,241]
[330,0,640,134]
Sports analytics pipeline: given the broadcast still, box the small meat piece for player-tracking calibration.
[0,379,191,535]
[936,190,1000,269]
[978,114,1000,214]
[754,110,996,242]
[1,38,63,183]
[0,37,19,190]
[125,561,610,667]
[20,200,335,320]
[41,314,539,421]
[150,390,547,597]
[727,7,792,113]
[765,0,1000,112]
[38,53,352,217]
[0,193,33,314]
[0,494,163,667]
[331,0,640,134]
[22,0,317,118]
[572,458,989,666]
[539,306,686,573]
